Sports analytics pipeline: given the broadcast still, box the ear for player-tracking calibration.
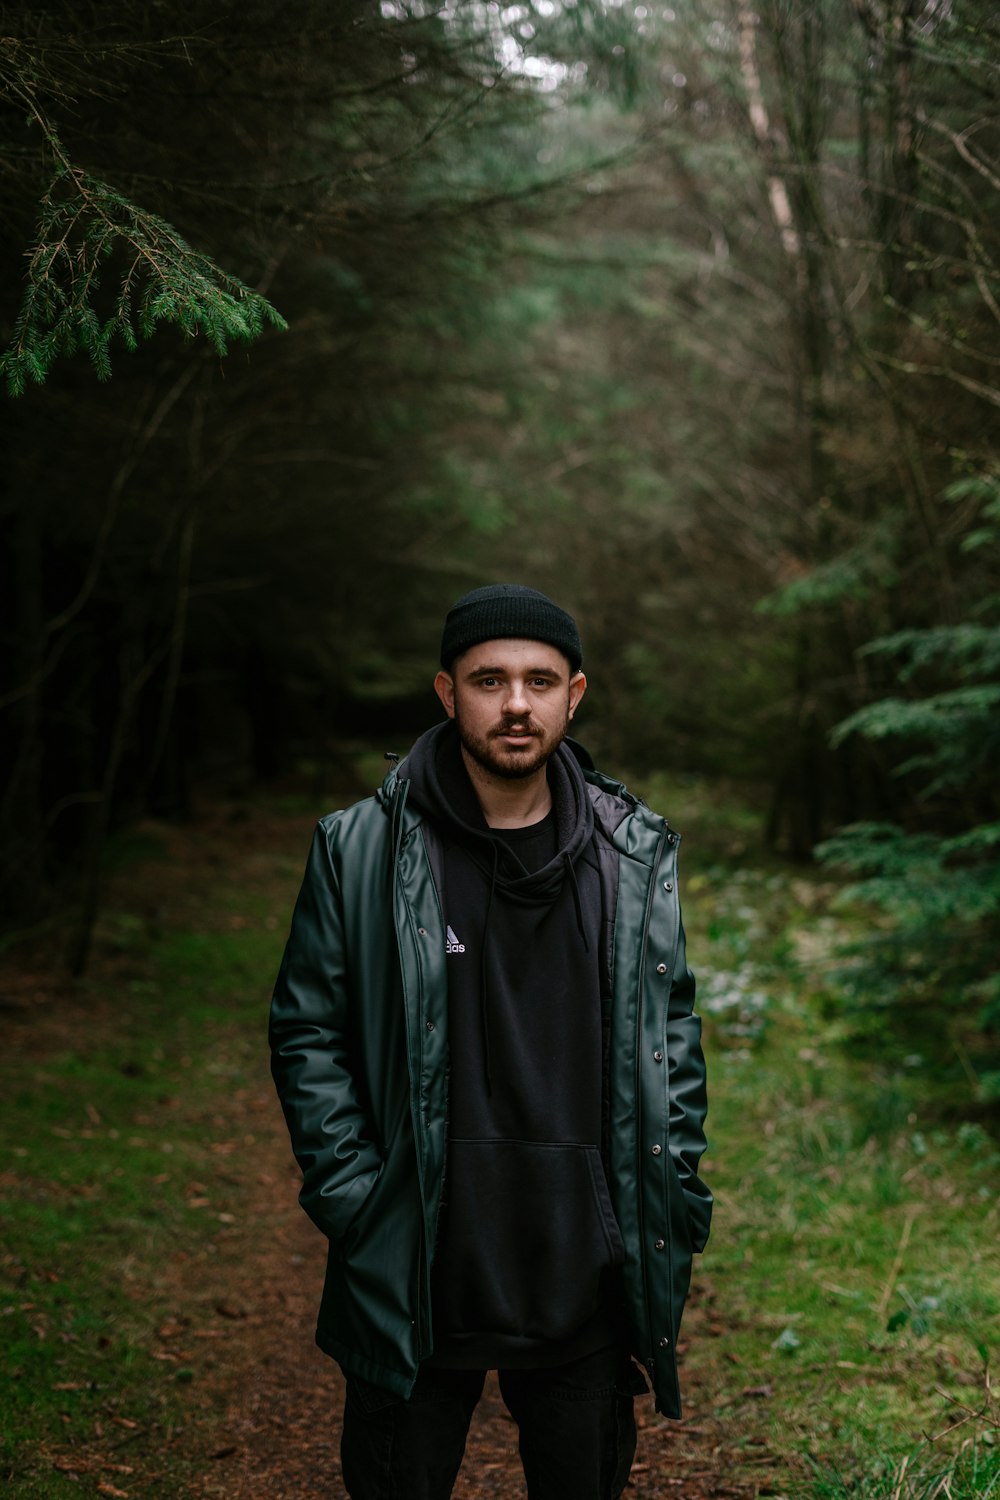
[567,670,587,720]
[434,669,456,719]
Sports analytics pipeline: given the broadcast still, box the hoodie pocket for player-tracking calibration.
[432,1139,625,1345]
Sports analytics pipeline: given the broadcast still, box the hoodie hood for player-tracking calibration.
[400,720,595,904]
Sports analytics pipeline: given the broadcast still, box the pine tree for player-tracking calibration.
[819,474,1000,1096]
[0,34,285,391]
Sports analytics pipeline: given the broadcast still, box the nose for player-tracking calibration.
[503,678,531,717]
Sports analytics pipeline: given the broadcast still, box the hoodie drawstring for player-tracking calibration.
[479,840,500,1095]
[563,852,591,954]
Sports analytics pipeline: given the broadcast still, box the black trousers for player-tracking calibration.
[340,1345,643,1500]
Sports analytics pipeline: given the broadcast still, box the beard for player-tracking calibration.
[454,706,571,781]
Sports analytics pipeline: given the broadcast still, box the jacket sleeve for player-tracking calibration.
[269,820,383,1240]
[667,914,713,1254]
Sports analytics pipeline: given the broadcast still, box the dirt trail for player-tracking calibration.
[182,1165,750,1497]
[169,1066,752,1498]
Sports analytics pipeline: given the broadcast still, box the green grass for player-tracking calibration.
[646,772,1000,1497]
[0,1020,257,1492]
[807,1440,1000,1498]
[0,825,298,1496]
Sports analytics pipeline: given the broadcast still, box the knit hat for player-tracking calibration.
[440,584,583,673]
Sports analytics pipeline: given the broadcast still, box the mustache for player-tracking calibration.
[490,719,540,738]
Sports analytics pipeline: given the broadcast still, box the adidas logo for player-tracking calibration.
[446,925,466,955]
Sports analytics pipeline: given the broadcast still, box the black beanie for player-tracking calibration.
[440,584,583,672]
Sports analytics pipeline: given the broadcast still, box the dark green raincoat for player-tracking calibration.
[269,755,711,1417]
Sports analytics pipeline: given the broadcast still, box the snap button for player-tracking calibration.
[651,1144,662,1156]
[663,881,673,892]
[425,1020,435,1031]
[653,1050,663,1063]
[659,1335,670,1348]
[654,1238,665,1250]
[656,963,667,975]
[418,927,427,936]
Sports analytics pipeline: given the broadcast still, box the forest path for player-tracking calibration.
[178,1067,748,1500]
[156,804,753,1500]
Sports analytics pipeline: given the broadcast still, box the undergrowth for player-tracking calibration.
[645,772,1000,1498]
[808,1436,1000,1498]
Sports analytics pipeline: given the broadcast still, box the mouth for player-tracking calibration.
[494,726,538,745]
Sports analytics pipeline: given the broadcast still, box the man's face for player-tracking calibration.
[434,638,587,781]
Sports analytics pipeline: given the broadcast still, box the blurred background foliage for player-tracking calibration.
[1,0,997,1095]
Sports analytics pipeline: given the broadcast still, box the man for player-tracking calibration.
[269,584,711,1500]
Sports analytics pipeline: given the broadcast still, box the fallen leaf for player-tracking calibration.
[214,1303,246,1320]
[157,1320,188,1340]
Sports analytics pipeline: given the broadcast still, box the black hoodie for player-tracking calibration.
[403,722,625,1369]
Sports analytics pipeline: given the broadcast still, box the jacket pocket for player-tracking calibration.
[432,1139,624,1345]
[308,1160,384,1251]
